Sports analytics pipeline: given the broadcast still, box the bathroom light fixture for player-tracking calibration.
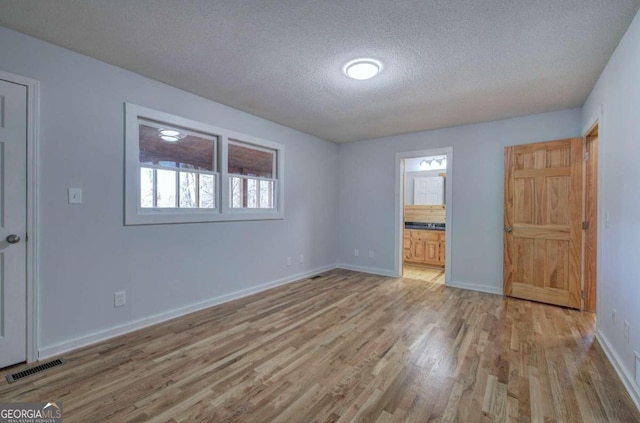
[344,59,381,80]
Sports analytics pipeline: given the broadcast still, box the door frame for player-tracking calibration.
[394,147,453,284]
[0,69,40,363]
[582,107,603,319]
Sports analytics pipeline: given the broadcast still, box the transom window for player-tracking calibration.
[124,104,284,225]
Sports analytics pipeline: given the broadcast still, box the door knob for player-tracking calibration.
[505,226,512,233]
[6,234,20,244]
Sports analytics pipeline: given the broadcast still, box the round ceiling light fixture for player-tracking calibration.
[159,128,184,143]
[344,59,381,80]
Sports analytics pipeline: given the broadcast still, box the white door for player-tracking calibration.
[0,79,27,368]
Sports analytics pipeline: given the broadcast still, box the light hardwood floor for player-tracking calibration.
[1,269,638,422]
[403,264,444,284]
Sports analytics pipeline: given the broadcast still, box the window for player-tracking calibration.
[228,141,276,209]
[125,104,284,225]
[138,119,217,210]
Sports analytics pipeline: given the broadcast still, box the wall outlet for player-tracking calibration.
[624,321,630,343]
[605,211,610,228]
[287,257,292,266]
[114,291,126,307]
[299,254,304,264]
[612,309,617,325]
[68,187,83,204]
[635,352,640,387]
[354,249,359,257]
[369,250,375,258]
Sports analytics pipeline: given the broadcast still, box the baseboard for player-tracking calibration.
[336,263,397,278]
[595,331,640,412]
[38,264,337,360]
[447,280,503,296]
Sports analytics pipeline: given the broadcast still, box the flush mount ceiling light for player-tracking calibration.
[159,128,185,143]
[344,59,381,80]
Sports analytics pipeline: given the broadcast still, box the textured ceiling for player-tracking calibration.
[1,1,638,143]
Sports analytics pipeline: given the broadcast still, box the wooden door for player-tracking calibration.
[504,138,583,309]
[0,79,28,368]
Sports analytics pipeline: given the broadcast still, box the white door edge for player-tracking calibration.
[0,69,40,363]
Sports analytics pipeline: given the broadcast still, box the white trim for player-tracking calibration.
[38,264,336,359]
[124,103,285,225]
[581,104,604,327]
[0,70,40,363]
[447,280,503,296]
[394,147,453,286]
[336,263,397,278]
[596,331,640,412]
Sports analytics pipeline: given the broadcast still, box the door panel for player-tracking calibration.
[504,138,582,309]
[0,79,27,368]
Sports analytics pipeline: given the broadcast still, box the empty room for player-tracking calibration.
[1,1,640,422]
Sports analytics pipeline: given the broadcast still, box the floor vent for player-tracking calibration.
[5,358,66,384]
[309,275,323,280]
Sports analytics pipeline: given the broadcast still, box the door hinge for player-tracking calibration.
[582,290,586,300]
[582,221,589,230]
[584,151,590,161]
[25,232,29,242]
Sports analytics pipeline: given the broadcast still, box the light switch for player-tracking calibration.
[68,188,83,204]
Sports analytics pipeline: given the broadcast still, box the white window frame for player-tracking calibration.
[125,103,284,225]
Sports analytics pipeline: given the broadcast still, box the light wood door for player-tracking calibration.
[0,79,28,368]
[504,138,583,309]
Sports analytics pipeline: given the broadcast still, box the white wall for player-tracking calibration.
[582,9,640,405]
[338,108,582,291]
[0,26,339,356]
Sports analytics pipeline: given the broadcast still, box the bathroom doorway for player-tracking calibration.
[395,148,452,285]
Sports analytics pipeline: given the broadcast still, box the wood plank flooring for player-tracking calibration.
[1,269,638,422]
[402,265,444,284]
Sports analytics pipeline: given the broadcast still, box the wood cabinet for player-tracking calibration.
[403,229,445,267]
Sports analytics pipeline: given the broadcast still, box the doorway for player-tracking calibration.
[394,148,453,285]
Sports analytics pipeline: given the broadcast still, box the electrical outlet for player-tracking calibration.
[624,321,630,343]
[354,249,359,257]
[369,250,375,258]
[605,211,610,228]
[287,257,292,266]
[114,291,126,307]
[299,254,304,264]
[68,187,83,204]
[612,309,617,325]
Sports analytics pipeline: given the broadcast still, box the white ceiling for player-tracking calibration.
[1,1,638,143]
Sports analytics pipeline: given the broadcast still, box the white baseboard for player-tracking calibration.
[38,264,336,360]
[595,331,640,412]
[447,280,503,296]
[336,263,397,278]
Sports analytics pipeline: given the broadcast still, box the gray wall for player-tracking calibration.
[338,108,582,291]
[0,26,339,354]
[582,9,640,402]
